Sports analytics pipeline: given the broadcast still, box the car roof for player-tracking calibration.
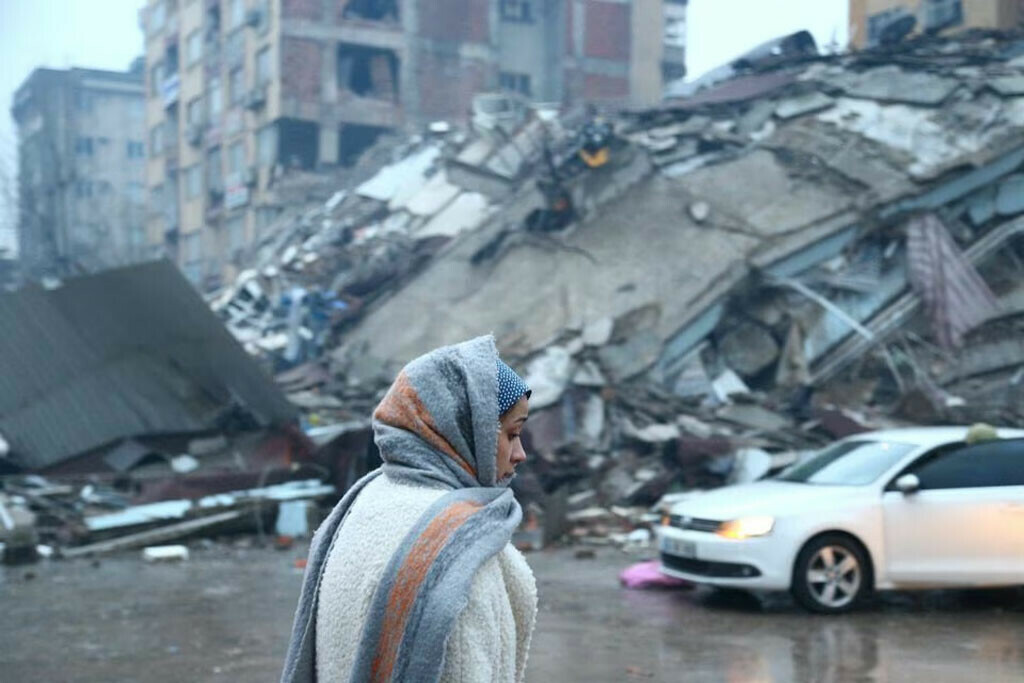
[844,426,1024,448]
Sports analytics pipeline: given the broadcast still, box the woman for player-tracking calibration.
[281,335,537,683]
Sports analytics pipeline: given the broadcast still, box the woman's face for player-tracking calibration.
[496,396,529,484]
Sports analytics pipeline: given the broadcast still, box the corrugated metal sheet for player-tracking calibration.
[0,260,296,471]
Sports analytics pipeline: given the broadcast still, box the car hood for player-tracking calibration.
[669,480,858,519]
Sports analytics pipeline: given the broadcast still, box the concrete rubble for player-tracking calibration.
[140,32,1024,550]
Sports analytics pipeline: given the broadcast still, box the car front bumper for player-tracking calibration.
[656,525,794,590]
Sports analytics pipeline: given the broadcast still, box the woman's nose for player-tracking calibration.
[511,443,527,465]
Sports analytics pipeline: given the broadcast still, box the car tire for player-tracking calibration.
[791,534,871,614]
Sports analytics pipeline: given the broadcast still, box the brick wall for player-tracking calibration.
[416,0,490,44]
[281,37,323,102]
[584,1,631,61]
[415,51,491,120]
[583,72,629,101]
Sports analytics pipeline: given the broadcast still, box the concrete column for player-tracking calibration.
[319,126,339,165]
[321,40,338,105]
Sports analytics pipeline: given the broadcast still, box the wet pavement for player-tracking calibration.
[1,542,1022,682]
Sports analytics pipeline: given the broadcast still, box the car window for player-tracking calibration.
[775,440,917,486]
[905,438,1024,490]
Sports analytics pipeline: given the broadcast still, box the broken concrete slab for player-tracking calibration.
[995,173,1024,216]
[676,413,714,439]
[717,404,791,432]
[524,346,573,409]
[597,331,662,382]
[774,92,834,120]
[833,66,959,106]
[623,420,681,443]
[711,369,750,403]
[988,75,1024,97]
[737,99,777,137]
[966,185,997,226]
[582,317,614,347]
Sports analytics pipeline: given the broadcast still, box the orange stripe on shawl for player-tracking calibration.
[369,500,484,682]
[373,371,477,478]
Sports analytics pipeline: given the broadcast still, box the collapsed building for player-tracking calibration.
[196,30,1024,544]
[0,261,350,559]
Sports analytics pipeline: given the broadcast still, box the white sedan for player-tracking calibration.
[657,427,1024,613]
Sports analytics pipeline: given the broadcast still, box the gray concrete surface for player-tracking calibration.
[1,543,1022,682]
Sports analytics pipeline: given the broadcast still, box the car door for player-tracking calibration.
[881,438,1024,586]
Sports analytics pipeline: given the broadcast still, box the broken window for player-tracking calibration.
[922,0,963,32]
[338,123,387,166]
[256,46,272,86]
[500,0,532,22]
[499,71,531,97]
[336,44,399,100]
[165,43,180,77]
[277,118,318,170]
[206,146,223,195]
[342,0,399,21]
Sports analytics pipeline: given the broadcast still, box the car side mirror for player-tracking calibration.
[895,474,920,495]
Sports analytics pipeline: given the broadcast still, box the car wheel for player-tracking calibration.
[791,534,870,614]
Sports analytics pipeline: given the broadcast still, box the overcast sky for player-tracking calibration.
[0,0,848,255]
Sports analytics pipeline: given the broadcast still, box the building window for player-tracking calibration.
[150,183,164,213]
[500,0,533,22]
[75,136,94,156]
[75,90,93,111]
[150,60,164,97]
[186,164,203,199]
[228,140,246,174]
[229,67,244,105]
[150,0,166,33]
[922,0,963,31]
[230,0,246,28]
[207,77,223,120]
[127,182,145,203]
[75,181,94,198]
[257,124,277,166]
[127,141,145,159]
[498,71,531,97]
[187,96,204,127]
[256,46,272,86]
[227,214,246,252]
[207,146,223,194]
[187,30,203,66]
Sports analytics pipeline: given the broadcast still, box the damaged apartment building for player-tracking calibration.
[141,0,674,290]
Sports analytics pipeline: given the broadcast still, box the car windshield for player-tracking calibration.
[775,440,917,486]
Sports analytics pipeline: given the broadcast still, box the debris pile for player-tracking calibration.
[306,31,1024,546]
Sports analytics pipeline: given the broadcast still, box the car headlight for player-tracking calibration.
[716,516,775,540]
